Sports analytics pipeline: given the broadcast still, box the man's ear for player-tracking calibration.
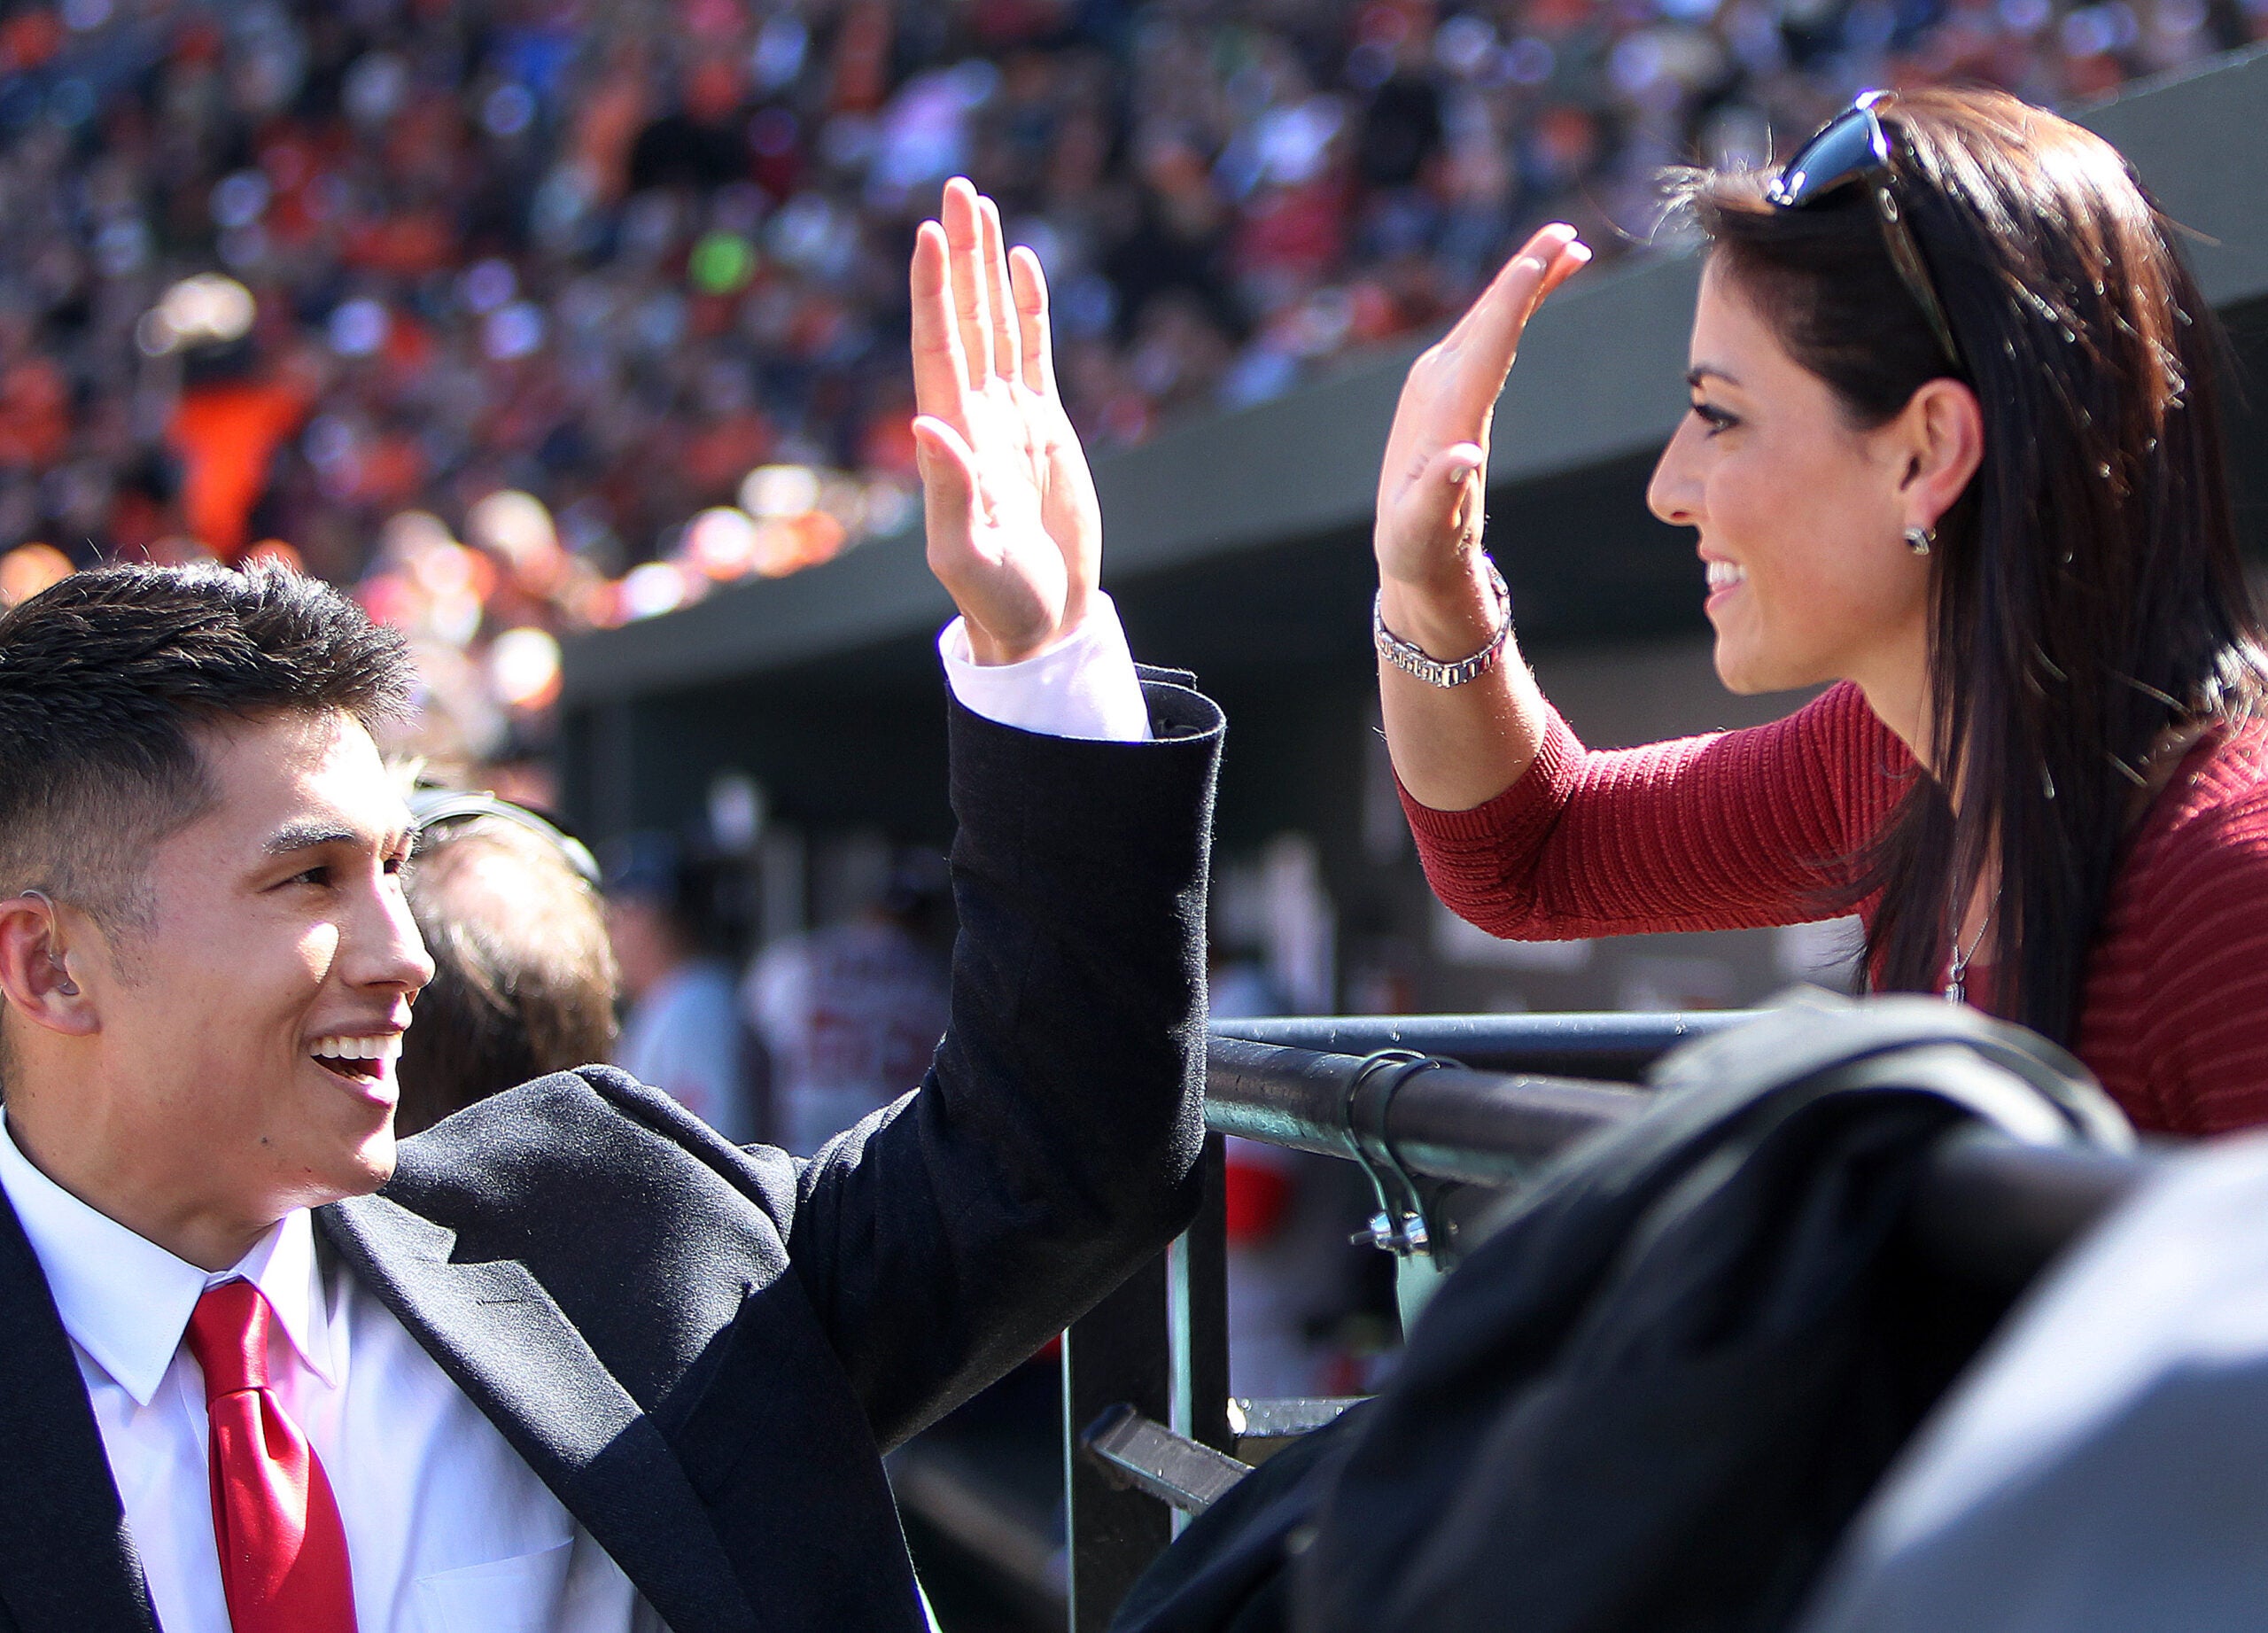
[1896,377,1984,532]
[0,895,99,1039]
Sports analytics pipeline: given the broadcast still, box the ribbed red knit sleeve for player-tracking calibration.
[1400,681,1914,940]
[2076,731,2268,1136]
[1402,686,2268,1135]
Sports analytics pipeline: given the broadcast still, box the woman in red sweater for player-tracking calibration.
[1377,87,2268,1137]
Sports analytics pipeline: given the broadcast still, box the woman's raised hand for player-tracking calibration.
[1374,224,1590,595]
[910,178,1102,665]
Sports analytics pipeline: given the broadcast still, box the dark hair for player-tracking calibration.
[396,816,619,1136]
[0,563,414,929]
[1673,87,2268,1045]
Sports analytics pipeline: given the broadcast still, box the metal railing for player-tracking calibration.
[1052,1011,2153,1632]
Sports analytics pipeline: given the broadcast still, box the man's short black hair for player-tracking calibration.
[0,563,415,932]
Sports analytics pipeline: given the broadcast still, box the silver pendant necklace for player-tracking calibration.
[1946,906,1992,1006]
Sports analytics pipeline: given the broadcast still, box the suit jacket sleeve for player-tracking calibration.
[781,673,1223,1450]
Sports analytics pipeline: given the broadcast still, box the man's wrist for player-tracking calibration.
[961,594,1093,667]
[964,624,1057,667]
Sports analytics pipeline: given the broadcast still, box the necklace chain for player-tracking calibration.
[1946,904,1992,1007]
[1937,719,2202,1009]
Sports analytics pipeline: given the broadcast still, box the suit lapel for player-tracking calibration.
[0,1193,158,1633]
[317,1194,757,1633]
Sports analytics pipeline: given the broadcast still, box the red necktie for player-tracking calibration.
[183,1279,358,1633]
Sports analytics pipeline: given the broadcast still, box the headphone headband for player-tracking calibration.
[406,789,602,889]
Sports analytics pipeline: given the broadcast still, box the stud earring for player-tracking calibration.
[1905,525,1934,556]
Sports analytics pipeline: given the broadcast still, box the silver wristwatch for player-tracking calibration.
[1373,559,1512,688]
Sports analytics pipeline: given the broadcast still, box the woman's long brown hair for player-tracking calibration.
[1674,86,2268,1046]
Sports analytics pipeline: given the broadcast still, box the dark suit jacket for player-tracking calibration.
[0,677,1223,1633]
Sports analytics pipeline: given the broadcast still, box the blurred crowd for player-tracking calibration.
[587,820,1396,1398]
[0,0,2258,758]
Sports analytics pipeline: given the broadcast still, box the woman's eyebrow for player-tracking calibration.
[1687,364,1741,390]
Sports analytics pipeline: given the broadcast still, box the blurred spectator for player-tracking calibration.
[606,831,756,1141]
[396,789,617,1137]
[742,852,951,1155]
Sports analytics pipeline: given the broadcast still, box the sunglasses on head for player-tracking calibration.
[1765,90,1965,372]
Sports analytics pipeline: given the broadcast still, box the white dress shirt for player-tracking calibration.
[0,615,1149,1633]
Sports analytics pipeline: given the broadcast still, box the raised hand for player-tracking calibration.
[909,178,1103,665]
[1375,223,1590,595]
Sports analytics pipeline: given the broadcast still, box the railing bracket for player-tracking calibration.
[1341,1049,1456,1261]
[1081,1404,1254,1514]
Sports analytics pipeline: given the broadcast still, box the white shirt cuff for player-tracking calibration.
[937,594,1153,743]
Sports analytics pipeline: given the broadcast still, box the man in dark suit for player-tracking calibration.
[0,178,1219,1633]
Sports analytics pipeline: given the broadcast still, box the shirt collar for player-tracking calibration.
[0,1110,337,1404]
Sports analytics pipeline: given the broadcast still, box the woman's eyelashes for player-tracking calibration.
[1690,400,1739,434]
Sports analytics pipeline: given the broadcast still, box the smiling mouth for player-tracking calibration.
[1705,560,1746,594]
[309,1034,402,1085]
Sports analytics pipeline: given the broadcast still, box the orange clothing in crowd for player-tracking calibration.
[167,380,310,559]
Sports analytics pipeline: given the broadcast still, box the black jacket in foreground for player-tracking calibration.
[0,675,1223,1633]
[1115,993,2130,1633]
